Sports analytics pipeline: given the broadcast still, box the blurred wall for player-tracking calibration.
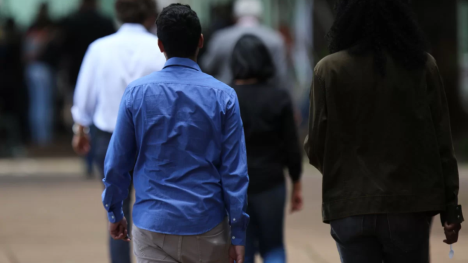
[413,0,467,136]
[0,0,298,29]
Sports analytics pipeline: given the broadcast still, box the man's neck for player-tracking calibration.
[165,56,198,63]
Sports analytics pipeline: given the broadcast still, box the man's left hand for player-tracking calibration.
[110,217,131,242]
[444,222,462,245]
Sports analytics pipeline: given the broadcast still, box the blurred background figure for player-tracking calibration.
[61,0,115,177]
[61,0,115,91]
[0,18,27,156]
[201,0,289,89]
[23,2,56,147]
[71,0,165,262]
[231,34,303,263]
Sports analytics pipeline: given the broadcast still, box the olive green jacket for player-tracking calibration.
[305,51,464,225]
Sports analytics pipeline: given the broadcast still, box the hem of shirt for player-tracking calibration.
[133,213,227,236]
[248,178,285,195]
[322,194,446,223]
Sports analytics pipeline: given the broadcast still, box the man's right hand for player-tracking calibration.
[444,222,462,244]
[229,245,245,263]
[72,134,91,155]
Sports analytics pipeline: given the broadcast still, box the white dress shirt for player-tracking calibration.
[72,23,166,133]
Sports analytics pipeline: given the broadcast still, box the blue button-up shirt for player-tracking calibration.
[102,58,249,245]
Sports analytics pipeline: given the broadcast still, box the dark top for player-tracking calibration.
[62,9,115,86]
[233,83,302,194]
[305,51,464,225]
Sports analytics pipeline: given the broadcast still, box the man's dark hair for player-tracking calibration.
[327,0,428,75]
[156,4,202,58]
[115,0,157,24]
[231,34,275,81]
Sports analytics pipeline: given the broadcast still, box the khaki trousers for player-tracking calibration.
[132,218,230,263]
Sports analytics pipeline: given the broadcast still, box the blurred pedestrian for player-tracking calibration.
[0,18,27,155]
[71,0,165,262]
[201,0,289,89]
[61,0,115,177]
[102,4,249,263]
[231,34,303,263]
[62,0,115,89]
[305,0,464,262]
[23,3,56,146]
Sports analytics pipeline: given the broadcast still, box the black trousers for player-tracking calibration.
[331,213,432,263]
[94,127,133,263]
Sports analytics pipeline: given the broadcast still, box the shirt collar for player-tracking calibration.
[118,23,149,34]
[237,16,260,27]
[163,57,201,71]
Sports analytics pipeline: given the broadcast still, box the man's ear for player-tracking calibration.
[158,39,165,53]
[198,34,204,49]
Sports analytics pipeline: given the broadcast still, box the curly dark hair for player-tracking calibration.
[156,4,201,58]
[327,0,428,75]
[115,0,157,24]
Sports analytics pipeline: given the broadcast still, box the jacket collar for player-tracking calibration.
[163,57,201,71]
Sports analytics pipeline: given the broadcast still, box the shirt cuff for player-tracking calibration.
[71,106,93,127]
[230,214,248,246]
[230,224,246,246]
[440,205,464,226]
[105,203,124,223]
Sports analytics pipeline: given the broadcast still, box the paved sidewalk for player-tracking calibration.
[0,161,467,262]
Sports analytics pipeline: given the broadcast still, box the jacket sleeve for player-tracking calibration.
[304,71,327,173]
[427,59,464,225]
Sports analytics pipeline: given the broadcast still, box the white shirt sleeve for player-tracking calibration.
[71,44,99,127]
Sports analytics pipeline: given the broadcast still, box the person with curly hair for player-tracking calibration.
[305,0,464,262]
[101,4,249,263]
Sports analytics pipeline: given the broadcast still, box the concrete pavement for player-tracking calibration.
[0,159,467,262]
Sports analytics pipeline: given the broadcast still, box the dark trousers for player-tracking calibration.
[331,213,432,263]
[245,183,287,263]
[94,128,132,263]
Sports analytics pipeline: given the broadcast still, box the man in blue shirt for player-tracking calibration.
[102,4,249,263]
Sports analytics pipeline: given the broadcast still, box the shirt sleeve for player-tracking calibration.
[426,60,464,225]
[71,44,98,127]
[304,70,328,173]
[102,88,137,223]
[279,90,302,182]
[219,90,250,246]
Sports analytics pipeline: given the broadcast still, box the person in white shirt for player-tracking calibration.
[71,0,166,262]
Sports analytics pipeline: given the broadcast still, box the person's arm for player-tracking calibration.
[304,71,327,173]
[427,60,464,227]
[102,88,137,240]
[71,44,99,127]
[71,44,98,155]
[279,90,303,213]
[219,90,250,248]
